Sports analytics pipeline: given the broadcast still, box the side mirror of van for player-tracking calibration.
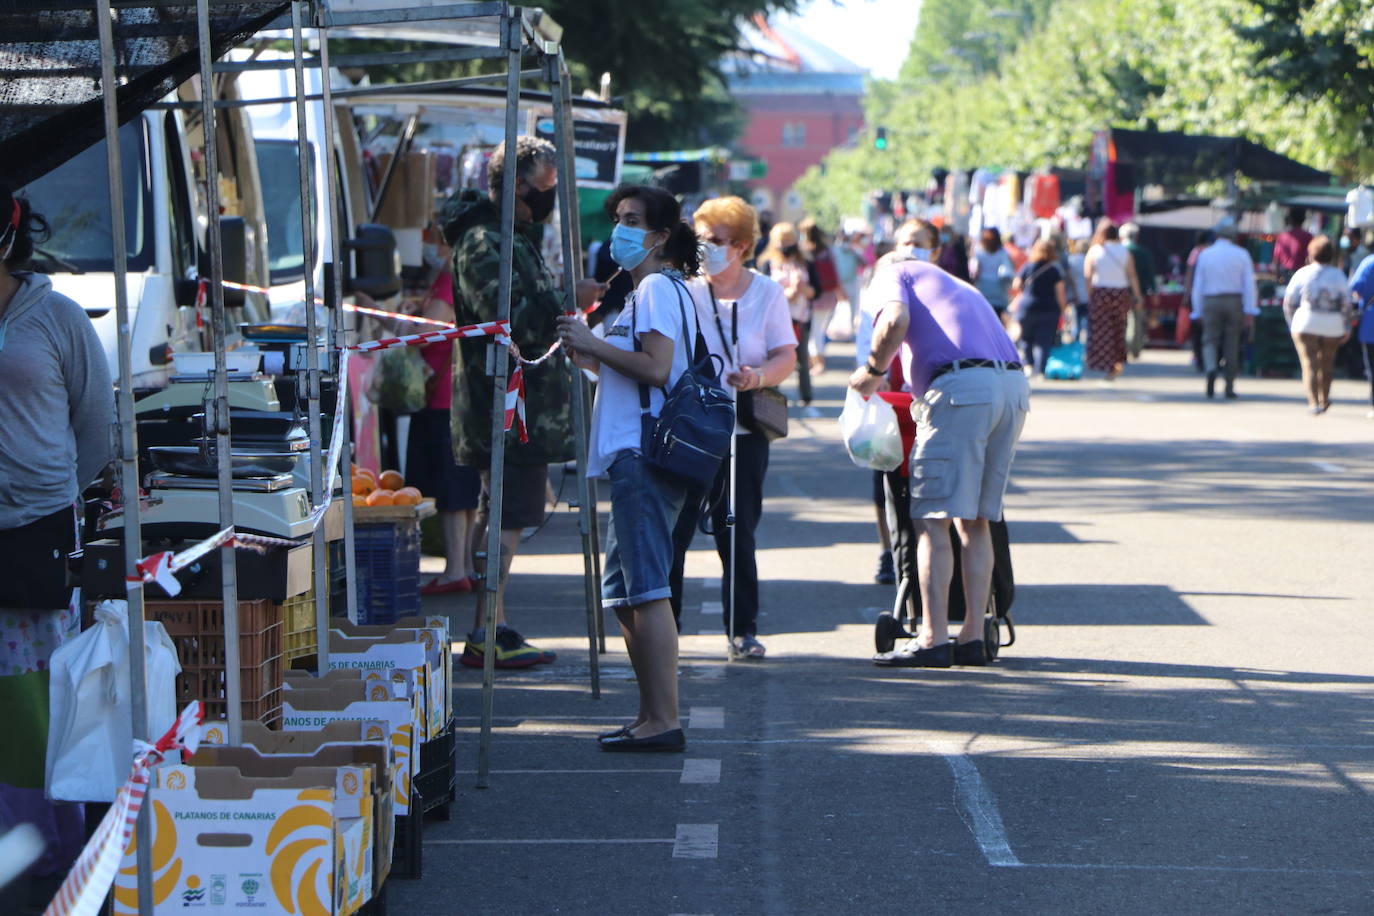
[193,216,250,308]
[345,223,402,300]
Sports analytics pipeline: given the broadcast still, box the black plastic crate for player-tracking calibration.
[416,719,457,822]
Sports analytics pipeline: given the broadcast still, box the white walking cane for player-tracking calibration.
[726,425,738,660]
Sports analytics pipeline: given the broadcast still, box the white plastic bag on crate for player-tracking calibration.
[840,389,904,472]
[45,599,181,802]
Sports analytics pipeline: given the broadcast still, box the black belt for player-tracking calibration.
[930,359,1022,382]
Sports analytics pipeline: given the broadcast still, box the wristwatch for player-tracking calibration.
[863,360,886,377]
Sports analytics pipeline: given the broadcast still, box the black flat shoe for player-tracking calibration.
[953,639,988,666]
[873,641,953,668]
[599,728,686,752]
[598,724,633,741]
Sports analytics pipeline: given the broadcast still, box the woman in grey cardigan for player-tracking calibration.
[0,187,114,898]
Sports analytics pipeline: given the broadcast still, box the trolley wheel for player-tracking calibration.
[875,612,906,654]
[984,615,1000,661]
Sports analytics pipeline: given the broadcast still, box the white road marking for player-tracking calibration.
[457,769,680,775]
[700,600,722,615]
[695,628,724,637]
[426,838,675,846]
[673,824,719,859]
[1014,862,1374,876]
[1311,461,1344,473]
[927,741,1022,867]
[688,706,724,729]
[681,759,721,785]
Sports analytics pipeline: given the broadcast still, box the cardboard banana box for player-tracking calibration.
[112,764,370,915]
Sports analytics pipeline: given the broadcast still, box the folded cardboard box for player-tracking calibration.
[281,681,417,815]
[328,624,446,740]
[189,741,392,896]
[112,764,368,915]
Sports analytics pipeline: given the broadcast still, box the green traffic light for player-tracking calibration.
[875,137,887,150]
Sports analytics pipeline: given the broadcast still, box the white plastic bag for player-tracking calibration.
[840,389,904,472]
[826,299,855,342]
[46,600,181,802]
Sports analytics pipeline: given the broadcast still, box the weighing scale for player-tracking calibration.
[99,473,320,539]
[134,376,280,415]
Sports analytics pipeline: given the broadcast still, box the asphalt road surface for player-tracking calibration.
[394,347,1374,915]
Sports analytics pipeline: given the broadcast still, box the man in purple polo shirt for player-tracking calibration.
[850,259,1029,667]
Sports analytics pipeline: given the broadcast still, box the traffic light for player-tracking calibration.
[874,126,888,151]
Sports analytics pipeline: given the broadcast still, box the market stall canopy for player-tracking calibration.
[1105,128,1332,188]
[0,0,288,187]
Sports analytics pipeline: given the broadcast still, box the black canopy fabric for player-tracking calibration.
[0,0,288,188]
[1108,128,1331,189]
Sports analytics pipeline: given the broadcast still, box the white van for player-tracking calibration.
[20,110,208,388]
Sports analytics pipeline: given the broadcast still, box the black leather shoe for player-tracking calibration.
[1224,385,1237,399]
[873,641,953,668]
[598,725,633,740]
[1205,371,1216,398]
[599,728,686,752]
[953,639,988,666]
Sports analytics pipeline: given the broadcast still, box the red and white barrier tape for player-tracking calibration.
[349,318,512,352]
[43,702,205,916]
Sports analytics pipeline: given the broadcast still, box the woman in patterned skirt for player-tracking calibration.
[1083,218,1143,380]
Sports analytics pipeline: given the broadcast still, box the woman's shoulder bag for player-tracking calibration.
[634,276,736,486]
[708,286,789,442]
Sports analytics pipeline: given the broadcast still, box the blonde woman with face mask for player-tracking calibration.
[667,196,796,659]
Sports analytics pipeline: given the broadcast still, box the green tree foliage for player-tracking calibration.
[1238,0,1374,176]
[336,1,802,152]
[799,0,1366,228]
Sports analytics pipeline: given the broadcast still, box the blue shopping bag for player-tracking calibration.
[1044,341,1084,380]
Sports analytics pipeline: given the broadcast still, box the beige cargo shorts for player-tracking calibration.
[908,366,1030,521]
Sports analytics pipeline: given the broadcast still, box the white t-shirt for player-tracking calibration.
[1088,241,1131,289]
[587,272,698,478]
[687,272,795,435]
[1284,263,1352,338]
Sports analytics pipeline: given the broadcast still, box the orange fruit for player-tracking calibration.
[393,486,422,506]
[351,494,368,507]
[366,488,395,507]
[378,469,404,491]
[351,473,376,495]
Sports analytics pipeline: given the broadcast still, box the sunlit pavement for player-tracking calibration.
[398,345,1374,915]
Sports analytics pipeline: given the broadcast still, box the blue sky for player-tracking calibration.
[776,0,922,80]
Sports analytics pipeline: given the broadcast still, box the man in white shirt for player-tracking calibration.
[1189,217,1258,398]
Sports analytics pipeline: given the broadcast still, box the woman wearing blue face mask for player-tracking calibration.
[667,196,796,659]
[556,185,702,751]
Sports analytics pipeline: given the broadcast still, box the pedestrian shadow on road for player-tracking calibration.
[1009,438,1372,523]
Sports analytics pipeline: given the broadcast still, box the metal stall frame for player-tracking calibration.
[93,8,599,903]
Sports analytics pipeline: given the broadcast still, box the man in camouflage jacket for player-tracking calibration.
[441,135,602,668]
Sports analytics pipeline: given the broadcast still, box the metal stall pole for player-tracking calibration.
[95,0,153,906]
[550,56,606,652]
[546,51,600,699]
[197,0,243,745]
[290,0,331,666]
[312,10,356,624]
[477,4,523,789]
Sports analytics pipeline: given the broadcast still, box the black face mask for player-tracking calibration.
[781,243,800,258]
[523,184,558,224]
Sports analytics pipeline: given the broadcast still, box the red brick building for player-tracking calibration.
[730,18,866,222]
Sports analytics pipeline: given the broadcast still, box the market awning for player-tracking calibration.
[0,0,289,187]
[623,147,731,164]
[1105,128,1332,189]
